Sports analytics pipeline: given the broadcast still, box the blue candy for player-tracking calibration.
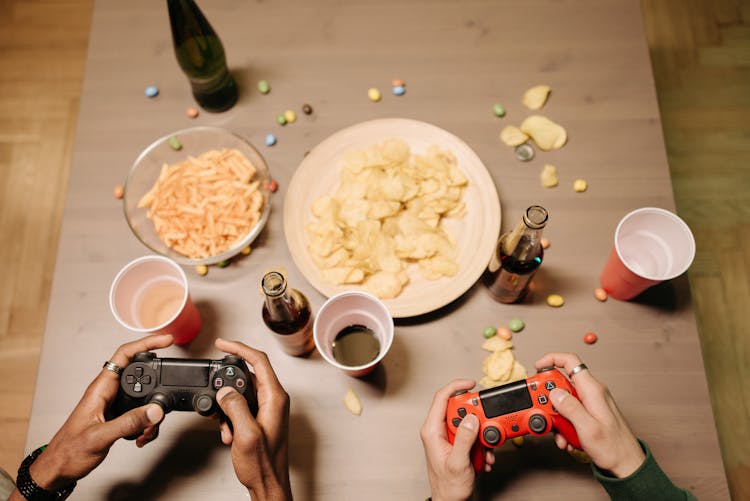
[392,85,406,96]
[265,133,277,146]
[145,85,159,98]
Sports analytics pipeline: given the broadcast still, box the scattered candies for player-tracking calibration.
[512,436,525,447]
[265,133,277,146]
[269,179,278,193]
[277,114,287,126]
[514,143,535,162]
[113,184,124,200]
[302,103,313,115]
[144,85,159,98]
[258,80,270,94]
[284,110,297,123]
[392,85,406,96]
[168,135,182,151]
[367,87,382,102]
[391,78,405,87]
[217,259,231,268]
[186,107,199,119]
[541,238,551,249]
[508,318,525,333]
[584,332,598,345]
[546,294,565,307]
[594,288,608,302]
[492,103,506,117]
[497,327,513,340]
[195,264,208,276]
[241,246,252,256]
[573,179,588,192]
[483,326,497,339]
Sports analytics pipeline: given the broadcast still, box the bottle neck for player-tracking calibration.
[501,205,547,260]
[262,272,298,323]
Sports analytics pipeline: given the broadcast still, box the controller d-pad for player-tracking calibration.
[126,375,135,384]
[545,381,556,391]
[529,414,547,433]
[135,367,143,377]
[142,375,151,384]
[452,418,462,427]
[457,407,467,418]
[134,382,142,393]
[483,426,501,446]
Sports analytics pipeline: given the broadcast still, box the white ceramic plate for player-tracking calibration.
[283,118,501,318]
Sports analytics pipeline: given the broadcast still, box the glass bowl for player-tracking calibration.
[124,126,271,265]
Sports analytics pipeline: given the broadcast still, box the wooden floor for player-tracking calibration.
[0,0,748,498]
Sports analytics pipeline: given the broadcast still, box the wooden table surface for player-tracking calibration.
[25,0,730,499]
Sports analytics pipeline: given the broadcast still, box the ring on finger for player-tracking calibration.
[102,360,124,376]
[569,363,588,378]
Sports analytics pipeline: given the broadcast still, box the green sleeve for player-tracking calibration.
[591,439,697,500]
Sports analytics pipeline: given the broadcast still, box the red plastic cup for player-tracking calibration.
[600,208,695,300]
[313,291,394,377]
[109,255,202,344]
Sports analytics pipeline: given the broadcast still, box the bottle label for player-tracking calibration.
[273,316,315,357]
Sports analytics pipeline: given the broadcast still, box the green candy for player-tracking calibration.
[508,317,525,333]
[492,103,506,117]
[168,135,182,151]
[277,114,287,125]
[483,326,497,338]
[258,79,270,94]
[216,259,231,268]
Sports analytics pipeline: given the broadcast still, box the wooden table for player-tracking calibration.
[25,0,729,499]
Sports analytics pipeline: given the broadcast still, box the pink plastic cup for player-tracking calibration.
[600,208,695,300]
[109,255,203,344]
[313,291,394,377]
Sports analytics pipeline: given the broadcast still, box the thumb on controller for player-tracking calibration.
[93,403,164,449]
[550,388,594,436]
[446,413,480,472]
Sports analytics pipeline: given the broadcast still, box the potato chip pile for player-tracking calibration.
[306,138,468,299]
[138,148,264,259]
[480,335,528,389]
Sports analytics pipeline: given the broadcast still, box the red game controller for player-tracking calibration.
[445,367,582,472]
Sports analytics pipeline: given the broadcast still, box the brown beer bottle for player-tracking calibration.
[261,271,315,356]
[483,205,548,303]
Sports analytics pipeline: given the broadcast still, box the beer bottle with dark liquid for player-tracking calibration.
[261,271,315,356]
[484,205,548,303]
[167,0,238,112]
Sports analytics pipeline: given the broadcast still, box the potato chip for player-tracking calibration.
[485,349,515,381]
[306,139,468,299]
[343,388,362,416]
[520,115,567,151]
[499,125,529,147]
[482,336,513,353]
[522,85,551,110]
[540,164,559,188]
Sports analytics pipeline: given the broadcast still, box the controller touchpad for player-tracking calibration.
[162,361,209,387]
[480,380,533,418]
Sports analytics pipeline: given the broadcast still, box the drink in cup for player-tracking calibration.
[110,255,202,344]
[600,207,695,300]
[313,291,394,377]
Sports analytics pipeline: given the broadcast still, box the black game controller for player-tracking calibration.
[113,352,258,420]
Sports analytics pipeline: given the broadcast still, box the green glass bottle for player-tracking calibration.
[167,0,238,112]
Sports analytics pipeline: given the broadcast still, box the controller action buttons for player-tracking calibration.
[529,414,547,433]
[457,408,467,418]
[538,395,548,405]
[225,367,236,378]
[236,378,246,389]
[483,426,501,446]
[452,418,462,427]
[213,377,224,389]
[545,381,556,391]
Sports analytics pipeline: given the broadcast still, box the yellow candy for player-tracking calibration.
[512,436,524,447]
[284,110,297,123]
[242,246,252,256]
[573,179,588,192]
[195,264,208,276]
[541,238,551,249]
[367,87,382,102]
[546,294,565,307]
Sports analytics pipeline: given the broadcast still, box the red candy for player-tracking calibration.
[269,179,278,193]
[584,332,598,345]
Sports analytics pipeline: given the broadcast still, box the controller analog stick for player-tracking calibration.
[529,414,547,433]
[483,426,501,446]
[149,393,173,412]
[194,394,213,414]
